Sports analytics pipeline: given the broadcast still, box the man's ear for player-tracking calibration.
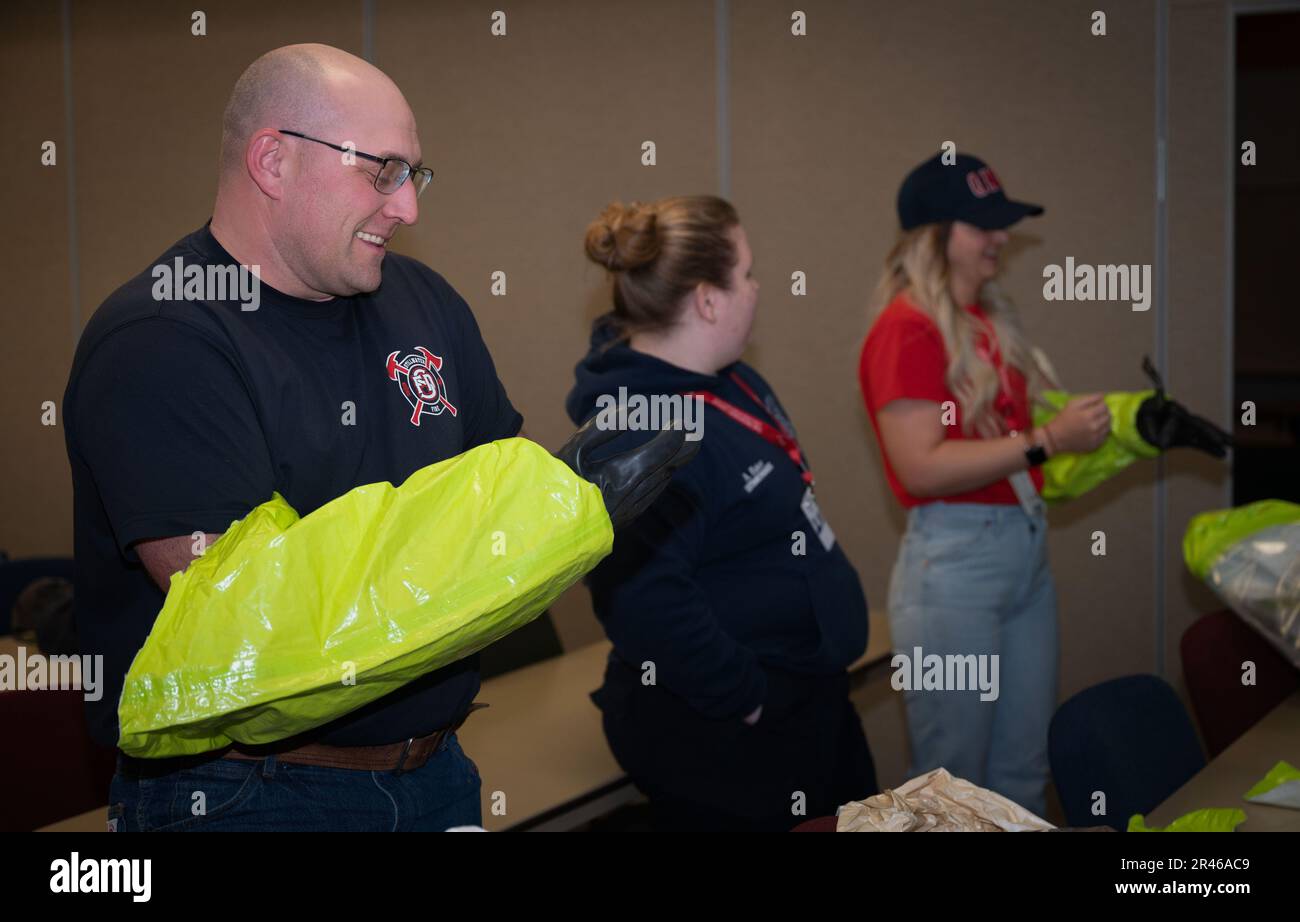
[246,129,288,200]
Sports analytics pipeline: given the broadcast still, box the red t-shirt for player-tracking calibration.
[858,292,1043,508]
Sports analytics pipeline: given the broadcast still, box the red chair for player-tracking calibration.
[791,815,838,832]
[1181,609,1300,759]
[0,688,116,830]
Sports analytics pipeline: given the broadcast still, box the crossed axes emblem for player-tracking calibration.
[386,347,458,425]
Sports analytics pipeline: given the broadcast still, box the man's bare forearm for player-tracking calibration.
[135,532,223,592]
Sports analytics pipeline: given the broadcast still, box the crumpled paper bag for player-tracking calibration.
[835,768,1055,832]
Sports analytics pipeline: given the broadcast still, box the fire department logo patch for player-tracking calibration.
[385,347,458,426]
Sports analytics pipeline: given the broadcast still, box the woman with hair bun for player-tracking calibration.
[566,195,877,831]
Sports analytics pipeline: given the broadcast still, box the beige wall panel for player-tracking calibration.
[71,0,362,324]
[0,5,75,557]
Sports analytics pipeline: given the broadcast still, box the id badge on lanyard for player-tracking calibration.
[685,374,836,551]
[974,314,1044,521]
[1007,469,1045,520]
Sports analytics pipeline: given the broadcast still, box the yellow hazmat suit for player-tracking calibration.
[118,437,613,758]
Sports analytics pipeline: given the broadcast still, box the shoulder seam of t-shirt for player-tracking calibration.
[885,300,942,331]
[867,303,934,340]
[864,314,946,362]
[71,314,246,403]
[69,315,254,449]
[82,312,241,369]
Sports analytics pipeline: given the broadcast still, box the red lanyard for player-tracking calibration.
[971,314,1018,429]
[685,373,814,487]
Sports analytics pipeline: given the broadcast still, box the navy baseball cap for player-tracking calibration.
[897,152,1044,231]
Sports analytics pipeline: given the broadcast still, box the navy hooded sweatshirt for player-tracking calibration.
[565,320,869,723]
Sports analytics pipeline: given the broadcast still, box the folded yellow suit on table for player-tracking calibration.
[118,437,614,759]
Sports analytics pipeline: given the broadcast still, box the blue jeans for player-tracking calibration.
[887,501,1059,817]
[107,733,482,831]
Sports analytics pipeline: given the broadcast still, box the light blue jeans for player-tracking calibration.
[887,501,1059,817]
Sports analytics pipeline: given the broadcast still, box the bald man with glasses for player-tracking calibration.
[62,43,692,831]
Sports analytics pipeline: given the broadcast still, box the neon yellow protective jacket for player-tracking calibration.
[1182,499,1300,670]
[118,437,614,758]
[1032,390,1160,504]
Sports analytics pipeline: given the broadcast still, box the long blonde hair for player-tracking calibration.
[868,223,1060,437]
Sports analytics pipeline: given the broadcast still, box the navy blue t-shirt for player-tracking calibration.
[63,222,522,750]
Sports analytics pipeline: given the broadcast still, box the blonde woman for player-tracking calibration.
[858,153,1110,817]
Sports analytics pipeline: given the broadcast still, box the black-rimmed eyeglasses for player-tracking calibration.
[279,129,434,197]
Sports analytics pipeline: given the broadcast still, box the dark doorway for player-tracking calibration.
[1233,10,1300,505]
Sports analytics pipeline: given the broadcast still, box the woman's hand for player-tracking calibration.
[1044,394,1111,454]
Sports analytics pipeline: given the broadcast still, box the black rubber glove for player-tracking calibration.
[1135,355,1233,458]
[553,416,702,530]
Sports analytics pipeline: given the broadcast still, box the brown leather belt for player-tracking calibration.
[223,703,486,774]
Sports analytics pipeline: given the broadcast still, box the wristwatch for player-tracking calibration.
[1014,429,1049,467]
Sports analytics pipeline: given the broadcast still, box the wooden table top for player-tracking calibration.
[1146,691,1300,831]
